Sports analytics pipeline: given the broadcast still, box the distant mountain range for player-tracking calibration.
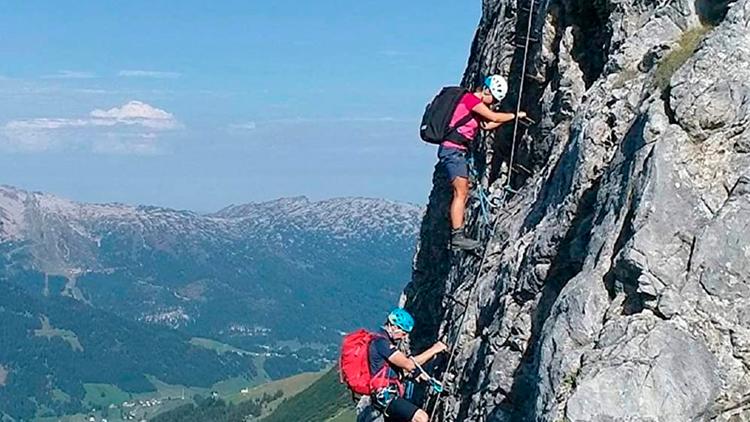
[0,185,421,420]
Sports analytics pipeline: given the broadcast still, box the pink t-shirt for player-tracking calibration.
[441,93,482,150]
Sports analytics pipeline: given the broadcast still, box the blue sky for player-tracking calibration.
[0,1,480,211]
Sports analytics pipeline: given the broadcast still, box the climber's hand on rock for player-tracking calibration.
[432,341,448,354]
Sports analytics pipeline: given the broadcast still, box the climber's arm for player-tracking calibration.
[481,121,503,130]
[472,102,518,123]
[387,350,417,372]
[412,341,448,366]
[387,340,447,371]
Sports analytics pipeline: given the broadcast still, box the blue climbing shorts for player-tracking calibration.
[437,145,468,181]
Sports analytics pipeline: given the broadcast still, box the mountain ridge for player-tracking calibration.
[0,184,422,242]
[0,183,421,420]
[0,184,421,280]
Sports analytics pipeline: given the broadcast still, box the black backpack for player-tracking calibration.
[419,86,475,145]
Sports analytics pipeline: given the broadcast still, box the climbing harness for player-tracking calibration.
[426,0,541,416]
[404,380,416,401]
[466,154,492,232]
[374,385,401,409]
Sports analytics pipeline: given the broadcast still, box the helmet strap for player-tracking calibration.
[383,324,395,339]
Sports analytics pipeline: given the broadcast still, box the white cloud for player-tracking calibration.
[5,101,180,131]
[42,70,96,79]
[118,70,181,79]
[228,122,257,131]
[5,118,93,130]
[90,101,180,129]
[0,128,59,152]
[1,101,181,154]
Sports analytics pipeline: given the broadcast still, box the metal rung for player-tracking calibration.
[513,40,538,49]
[526,73,545,83]
[520,2,542,12]
[503,185,521,194]
[518,116,536,126]
[513,163,533,175]
[445,294,467,308]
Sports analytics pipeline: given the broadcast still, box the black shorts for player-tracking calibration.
[384,397,420,422]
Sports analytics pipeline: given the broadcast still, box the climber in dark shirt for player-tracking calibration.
[367,308,447,422]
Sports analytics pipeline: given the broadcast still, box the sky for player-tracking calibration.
[0,1,480,211]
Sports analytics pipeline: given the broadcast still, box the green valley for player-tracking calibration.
[152,367,355,422]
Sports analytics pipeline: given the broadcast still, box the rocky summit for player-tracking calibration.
[406,0,749,421]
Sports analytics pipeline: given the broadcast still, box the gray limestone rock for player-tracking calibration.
[404,0,750,420]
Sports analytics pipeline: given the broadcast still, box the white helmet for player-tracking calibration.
[484,75,508,101]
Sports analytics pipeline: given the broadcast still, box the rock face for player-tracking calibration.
[406,0,750,421]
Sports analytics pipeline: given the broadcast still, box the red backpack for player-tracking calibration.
[340,329,405,396]
[339,329,378,395]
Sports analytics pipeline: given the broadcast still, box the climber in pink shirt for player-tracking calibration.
[439,75,526,250]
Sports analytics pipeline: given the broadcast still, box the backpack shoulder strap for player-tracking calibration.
[444,112,476,146]
[449,112,475,133]
[445,91,477,137]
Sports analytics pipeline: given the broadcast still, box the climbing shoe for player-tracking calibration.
[450,228,480,251]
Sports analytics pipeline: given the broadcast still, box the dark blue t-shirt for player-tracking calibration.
[368,330,397,376]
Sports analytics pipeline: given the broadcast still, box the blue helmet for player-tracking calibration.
[387,308,415,333]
